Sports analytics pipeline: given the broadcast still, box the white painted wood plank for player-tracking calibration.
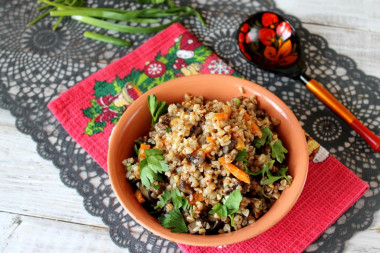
[345,210,380,253]
[276,0,380,33]
[0,212,127,253]
[301,23,380,79]
[0,109,106,228]
[0,1,379,252]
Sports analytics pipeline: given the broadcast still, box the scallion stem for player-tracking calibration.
[72,9,194,34]
[50,9,161,23]
[84,31,132,46]
[52,16,63,30]
[28,8,55,26]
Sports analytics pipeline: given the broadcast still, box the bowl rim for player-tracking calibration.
[108,74,309,246]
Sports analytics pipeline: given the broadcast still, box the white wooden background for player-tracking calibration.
[1,0,379,252]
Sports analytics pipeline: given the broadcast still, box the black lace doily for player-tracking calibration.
[1,1,379,252]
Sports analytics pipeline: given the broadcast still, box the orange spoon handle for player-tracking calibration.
[299,75,380,152]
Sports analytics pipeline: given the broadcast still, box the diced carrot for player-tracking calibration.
[194,192,204,202]
[225,163,251,184]
[214,112,230,121]
[219,157,250,184]
[138,144,150,159]
[206,136,215,143]
[189,192,204,205]
[243,112,262,138]
[235,137,245,150]
[135,190,145,204]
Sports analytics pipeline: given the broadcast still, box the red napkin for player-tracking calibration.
[48,23,368,252]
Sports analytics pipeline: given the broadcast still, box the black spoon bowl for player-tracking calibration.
[237,11,380,152]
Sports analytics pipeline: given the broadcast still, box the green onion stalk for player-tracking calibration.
[28,0,206,46]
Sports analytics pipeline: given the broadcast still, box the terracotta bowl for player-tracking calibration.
[108,74,308,246]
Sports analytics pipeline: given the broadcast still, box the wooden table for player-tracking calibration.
[1,0,379,252]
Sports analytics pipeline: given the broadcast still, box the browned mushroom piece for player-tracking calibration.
[190,124,202,137]
[186,154,204,168]
[226,137,238,153]
[178,180,194,195]
[138,183,152,202]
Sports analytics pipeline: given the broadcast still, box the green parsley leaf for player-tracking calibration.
[154,189,190,210]
[134,144,139,157]
[165,127,171,133]
[148,94,158,116]
[140,149,169,188]
[278,166,291,184]
[224,189,243,215]
[262,160,275,178]
[235,149,248,163]
[229,214,235,227]
[235,98,241,107]
[261,161,291,196]
[261,187,270,199]
[171,189,186,210]
[209,203,228,217]
[270,139,288,163]
[153,184,161,190]
[155,189,172,209]
[134,140,143,157]
[147,94,168,124]
[158,209,188,233]
[209,190,242,226]
[253,127,273,148]
[126,165,133,170]
[262,175,283,185]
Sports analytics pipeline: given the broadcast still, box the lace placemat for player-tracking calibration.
[0,0,379,252]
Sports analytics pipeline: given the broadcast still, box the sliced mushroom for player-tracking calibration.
[190,124,202,137]
[138,184,152,202]
[226,138,238,153]
[209,220,223,234]
[225,181,244,194]
[178,180,194,195]
[186,154,204,168]
[155,114,170,133]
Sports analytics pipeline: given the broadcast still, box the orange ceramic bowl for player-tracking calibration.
[108,74,308,246]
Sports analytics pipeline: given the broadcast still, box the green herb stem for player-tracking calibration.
[83,31,132,46]
[71,9,195,34]
[37,4,52,11]
[28,8,54,26]
[52,16,63,30]
[51,9,161,23]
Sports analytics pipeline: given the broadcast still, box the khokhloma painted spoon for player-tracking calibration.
[237,11,380,152]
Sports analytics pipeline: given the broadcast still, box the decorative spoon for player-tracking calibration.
[236,11,380,152]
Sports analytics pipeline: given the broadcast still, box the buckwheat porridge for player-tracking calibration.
[123,94,291,234]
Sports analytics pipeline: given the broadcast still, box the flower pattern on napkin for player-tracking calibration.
[81,32,219,136]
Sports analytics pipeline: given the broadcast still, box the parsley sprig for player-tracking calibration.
[235,149,249,173]
[259,160,291,198]
[159,209,188,233]
[155,189,190,210]
[147,94,168,124]
[209,189,242,227]
[253,127,288,163]
[156,189,191,233]
[235,149,248,163]
[140,149,170,188]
